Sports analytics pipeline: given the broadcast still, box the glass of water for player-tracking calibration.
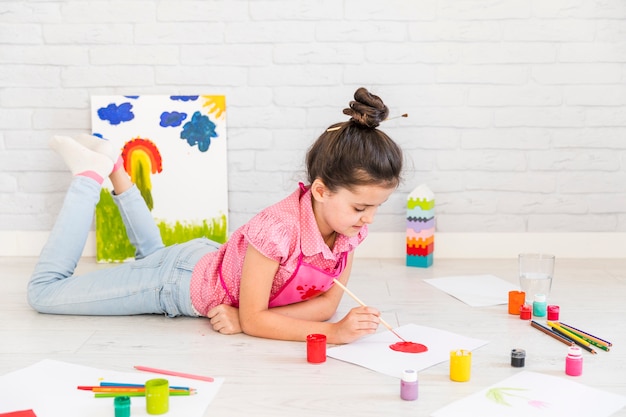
[518,253,555,304]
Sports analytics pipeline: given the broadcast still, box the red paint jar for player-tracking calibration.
[519,304,532,320]
[306,334,326,364]
[547,305,560,321]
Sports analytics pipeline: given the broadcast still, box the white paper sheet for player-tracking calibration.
[0,360,224,417]
[431,370,626,417]
[327,323,488,378]
[424,274,519,307]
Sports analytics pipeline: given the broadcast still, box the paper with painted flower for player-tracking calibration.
[432,371,626,416]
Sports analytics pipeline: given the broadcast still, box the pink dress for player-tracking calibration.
[189,184,367,315]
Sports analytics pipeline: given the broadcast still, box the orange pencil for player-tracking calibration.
[558,322,612,347]
[92,387,191,393]
[78,386,193,393]
[547,321,597,355]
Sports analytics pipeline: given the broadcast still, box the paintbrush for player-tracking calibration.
[332,278,407,342]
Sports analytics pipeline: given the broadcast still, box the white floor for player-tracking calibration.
[1,256,625,416]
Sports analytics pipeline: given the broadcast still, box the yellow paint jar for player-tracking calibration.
[449,349,471,382]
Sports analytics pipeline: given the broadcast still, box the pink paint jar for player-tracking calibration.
[547,305,560,321]
[565,346,583,376]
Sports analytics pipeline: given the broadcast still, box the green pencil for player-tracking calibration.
[556,325,610,352]
[95,391,194,398]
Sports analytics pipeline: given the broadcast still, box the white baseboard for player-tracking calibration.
[1,231,625,259]
[356,232,626,259]
[0,231,97,258]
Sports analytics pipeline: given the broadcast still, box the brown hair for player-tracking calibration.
[306,87,403,191]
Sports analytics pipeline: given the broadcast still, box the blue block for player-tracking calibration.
[406,254,433,268]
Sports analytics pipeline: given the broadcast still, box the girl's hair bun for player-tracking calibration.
[342,87,389,128]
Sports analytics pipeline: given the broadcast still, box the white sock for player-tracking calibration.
[74,133,121,164]
[50,136,113,184]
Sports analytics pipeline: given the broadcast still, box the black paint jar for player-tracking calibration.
[511,349,526,367]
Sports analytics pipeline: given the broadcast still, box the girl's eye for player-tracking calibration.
[355,207,366,212]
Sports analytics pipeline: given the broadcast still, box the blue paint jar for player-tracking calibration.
[533,294,547,317]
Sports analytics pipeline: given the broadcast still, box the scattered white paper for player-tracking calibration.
[431,370,626,417]
[0,360,224,417]
[424,274,519,307]
[327,323,488,378]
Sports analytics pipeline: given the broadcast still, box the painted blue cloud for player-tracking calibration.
[160,111,187,127]
[97,102,134,125]
[180,111,218,152]
[91,132,111,140]
[170,95,199,102]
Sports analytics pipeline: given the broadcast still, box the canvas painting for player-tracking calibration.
[90,95,228,262]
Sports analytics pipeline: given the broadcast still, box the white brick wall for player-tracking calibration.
[1,0,626,255]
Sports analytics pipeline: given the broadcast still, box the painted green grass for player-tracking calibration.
[95,188,227,262]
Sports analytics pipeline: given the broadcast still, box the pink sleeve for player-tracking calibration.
[242,211,298,264]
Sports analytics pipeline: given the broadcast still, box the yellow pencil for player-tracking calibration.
[547,321,596,354]
[95,390,194,398]
[557,322,611,349]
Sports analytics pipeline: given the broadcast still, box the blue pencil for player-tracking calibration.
[100,381,192,391]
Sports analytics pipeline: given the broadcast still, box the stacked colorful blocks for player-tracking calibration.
[406,184,435,268]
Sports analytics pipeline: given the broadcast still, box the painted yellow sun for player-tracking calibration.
[202,95,226,120]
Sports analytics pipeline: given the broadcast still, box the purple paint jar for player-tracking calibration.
[400,369,418,401]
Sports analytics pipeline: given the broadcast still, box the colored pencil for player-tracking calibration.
[547,322,597,354]
[94,387,192,393]
[94,390,195,398]
[78,385,195,392]
[332,278,407,342]
[100,382,192,390]
[558,322,612,347]
[134,365,214,382]
[547,321,592,347]
[530,320,574,347]
[554,324,610,352]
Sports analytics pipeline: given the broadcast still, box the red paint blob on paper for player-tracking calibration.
[389,341,428,353]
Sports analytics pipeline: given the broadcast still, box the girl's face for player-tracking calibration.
[311,181,395,238]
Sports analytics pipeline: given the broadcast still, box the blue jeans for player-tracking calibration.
[27,177,220,317]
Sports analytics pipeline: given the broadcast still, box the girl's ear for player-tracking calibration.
[310,178,329,203]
